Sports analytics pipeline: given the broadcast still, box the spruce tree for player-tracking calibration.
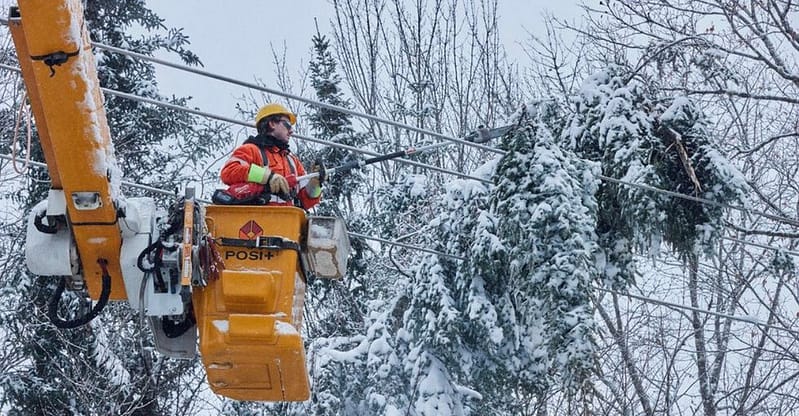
[564,66,749,287]
[465,102,599,413]
[306,31,366,214]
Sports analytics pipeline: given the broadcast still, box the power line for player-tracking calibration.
[89,42,503,155]
[0,154,458,258]
[3,30,798,229]
[9,162,787,336]
[3,37,799,243]
[0,17,500,154]
[5,159,799,337]
[5,151,798,260]
[0,154,184,199]
[595,286,799,337]
[599,175,799,228]
[0,63,491,185]
[93,41,799,228]
[349,232,465,261]
[77,38,799,230]
[3,56,799,248]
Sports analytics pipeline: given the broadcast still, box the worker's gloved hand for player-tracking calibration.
[261,169,290,195]
[306,162,324,198]
[309,162,325,188]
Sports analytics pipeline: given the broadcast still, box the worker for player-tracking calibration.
[219,103,322,209]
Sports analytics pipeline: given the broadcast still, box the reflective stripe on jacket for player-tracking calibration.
[220,139,320,209]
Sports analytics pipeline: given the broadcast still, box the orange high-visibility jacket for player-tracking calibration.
[220,136,321,210]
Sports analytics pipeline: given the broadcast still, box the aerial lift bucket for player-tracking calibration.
[194,205,310,401]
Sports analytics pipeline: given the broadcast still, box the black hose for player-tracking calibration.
[33,211,59,234]
[47,259,112,329]
[137,241,169,292]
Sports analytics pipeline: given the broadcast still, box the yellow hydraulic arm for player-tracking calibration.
[10,0,127,300]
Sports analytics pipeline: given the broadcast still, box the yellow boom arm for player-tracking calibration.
[10,0,126,299]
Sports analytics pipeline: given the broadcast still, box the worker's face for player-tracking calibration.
[271,117,293,143]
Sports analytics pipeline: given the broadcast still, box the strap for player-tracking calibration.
[218,235,301,252]
[286,154,297,176]
[258,146,269,170]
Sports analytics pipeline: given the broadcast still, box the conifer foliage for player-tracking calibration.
[565,66,748,287]
[466,102,600,410]
[306,32,367,214]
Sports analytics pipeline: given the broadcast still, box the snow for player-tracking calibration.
[275,320,299,335]
[64,7,125,203]
[310,251,338,276]
[212,319,229,333]
[406,174,428,197]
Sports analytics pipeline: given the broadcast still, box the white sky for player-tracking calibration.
[145,0,583,121]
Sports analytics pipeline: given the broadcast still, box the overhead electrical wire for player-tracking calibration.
[6,154,795,338]
[3,56,798,233]
[0,63,490,185]
[2,19,798,355]
[0,19,498,154]
[89,42,502,155]
[2,17,799,226]
[0,30,796,229]
[4,151,796,262]
[3,160,798,338]
[595,286,799,337]
[0,153,455,260]
[2,55,798,257]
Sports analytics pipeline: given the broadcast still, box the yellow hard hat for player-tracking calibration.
[254,103,296,127]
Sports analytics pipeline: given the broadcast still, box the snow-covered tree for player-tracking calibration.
[564,66,748,288]
[464,102,600,413]
[306,31,367,215]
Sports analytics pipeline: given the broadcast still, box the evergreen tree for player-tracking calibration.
[302,30,370,340]
[303,102,601,415]
[86,0,229,195]
[306,31,367,215]
[466,102,600,413]
[564,66,749,288]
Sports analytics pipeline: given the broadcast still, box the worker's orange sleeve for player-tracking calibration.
[220,144,262,185]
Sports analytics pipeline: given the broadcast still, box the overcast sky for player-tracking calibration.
[145,1,583,121]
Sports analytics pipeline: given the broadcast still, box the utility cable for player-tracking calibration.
[6,151,796,260]
[0,63,489,185]
[348,231,465,261]
[599,175,799,228]
[0,17,500,154]
[3,43,798,230]
[88,41,501,154]
[6,154,799,337]
[0,154,183,198]
[0,154,453,258]
[4,55,795,229]
[84,44,799,228]
[2,60,799,251]
[2,21,799,228]
[595,286,799,337]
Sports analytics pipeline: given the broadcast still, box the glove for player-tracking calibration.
[306,163,324,198]
[261,169,290,195]
[311,163,325,187]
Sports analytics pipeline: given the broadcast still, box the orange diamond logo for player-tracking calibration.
[239,220,263,240]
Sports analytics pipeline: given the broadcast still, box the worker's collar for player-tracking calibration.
[246,134,290,152]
